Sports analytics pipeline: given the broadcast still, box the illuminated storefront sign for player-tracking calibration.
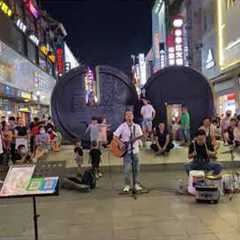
[160,50,166,69]
[167,34,175,66]
[40,46,55,63]
[21,91,32,100]
[40,46,48,55]
[29,34,39,46]
[173,16,184,66]
[48,54,55,63]
[0,0,12,17]
[56,48,64,76]
[218,0,240,70]
[16,19,27,33]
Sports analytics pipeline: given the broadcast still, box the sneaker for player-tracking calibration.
[123,185,130,192]
[98,172,103,177]
[135,183,143,191]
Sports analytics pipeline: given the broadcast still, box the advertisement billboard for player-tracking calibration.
[218,0,240,70]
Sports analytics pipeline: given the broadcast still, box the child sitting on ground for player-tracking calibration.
[89,141,102,178]
[74,141,84,176]
[13,145,32,164]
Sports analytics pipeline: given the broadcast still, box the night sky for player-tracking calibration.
[43,0,154,75]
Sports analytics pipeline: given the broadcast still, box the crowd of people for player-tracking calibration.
[2,100,239,193]
[0,115,62,165]
[111,100,240,192]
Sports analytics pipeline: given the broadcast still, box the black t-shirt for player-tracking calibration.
[15,126,27,137]
[89,149,101,163]
[156,128,169,146]
[189,141,209,163]
[74,147,83,156]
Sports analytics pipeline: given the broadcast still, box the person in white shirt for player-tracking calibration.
[113,110,143,192]
[140,99,156,141]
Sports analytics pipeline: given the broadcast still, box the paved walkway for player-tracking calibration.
[46,141,240,169]
[1,170,240,240]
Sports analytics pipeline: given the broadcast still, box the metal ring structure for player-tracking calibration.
[51,65,138,142]
[143,66,214,136]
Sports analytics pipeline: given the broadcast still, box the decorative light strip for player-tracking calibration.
[217,0,224,67]
[16,19,27,33]
[217,0,240,70]
[29,34,39,46]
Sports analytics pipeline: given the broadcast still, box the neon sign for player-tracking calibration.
[16,19,27,33]
[56,48,64,76]
[173,17,184,66]
[40,46,55,63]
[0,0,12,17]
[29,34,39,46]
[23,0,39,18]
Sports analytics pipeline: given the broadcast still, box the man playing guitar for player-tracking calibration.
[113,110,143,192]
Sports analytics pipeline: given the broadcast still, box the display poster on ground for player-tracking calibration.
[0,165,58,197]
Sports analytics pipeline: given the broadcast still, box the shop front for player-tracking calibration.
[0,39,56,121]
[212,72,240,116]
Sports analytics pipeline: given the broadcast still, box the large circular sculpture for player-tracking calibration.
[143,66,214,135]
[51,65,138,141]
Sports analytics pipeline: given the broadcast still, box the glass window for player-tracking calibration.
[39,52,47,71]
[15,1,24,18]
[27,40,37,63]
[47,60,54,76]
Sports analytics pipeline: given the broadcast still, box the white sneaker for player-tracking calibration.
[135,183,143,191]
[98,172,103,177]
[123,185,130,192]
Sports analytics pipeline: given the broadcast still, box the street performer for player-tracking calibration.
[185,129,223,176]
[113,110,144,193]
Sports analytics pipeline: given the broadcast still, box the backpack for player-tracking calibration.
[81,169,96,189]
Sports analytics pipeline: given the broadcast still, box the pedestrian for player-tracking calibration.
[180,106,191,145]
[15,117,28,153]
[113,110,144,192]
[85,117,99,146]
[221,110,232,142]
[233,121,240,147]
[223,118,236,145]
[29,117,40,153]
[74,141,84,176]
[98,117,110,148]
[199,117,218,154]
[151,122,174,155]
[140,99,156,142]
[8,116,16,161]
[89,141,102,178]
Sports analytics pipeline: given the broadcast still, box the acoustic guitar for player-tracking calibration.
[109,136,142,158]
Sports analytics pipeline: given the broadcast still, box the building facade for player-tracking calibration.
[151,0,190,74]
[200,0,240,115]
[0,0,67,122]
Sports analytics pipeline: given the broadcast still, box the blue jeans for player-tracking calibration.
[123,153,140,185]
[185,160,223,175]
[181,128,190,142]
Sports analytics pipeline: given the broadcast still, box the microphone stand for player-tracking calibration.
[130,125,137,200]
